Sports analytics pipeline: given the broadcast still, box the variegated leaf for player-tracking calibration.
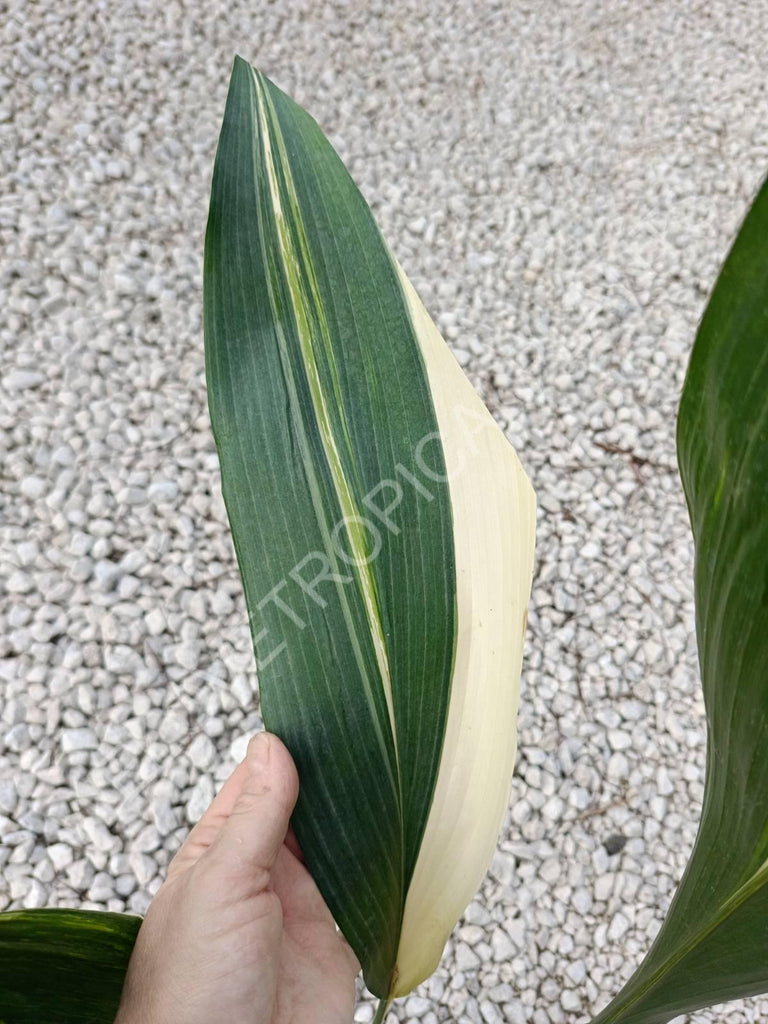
[204,56,536,1006]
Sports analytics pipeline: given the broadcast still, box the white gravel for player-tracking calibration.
[1,2,767,1023]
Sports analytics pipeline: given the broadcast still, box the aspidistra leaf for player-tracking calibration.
[590,177,768,1024]
[204,56,535,1002]
[0,909,140,1023]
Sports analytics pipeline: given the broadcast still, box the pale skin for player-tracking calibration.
[115,733,359,1024]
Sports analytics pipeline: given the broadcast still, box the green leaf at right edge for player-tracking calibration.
[0,909,139,1024]
[591,176,768,1024]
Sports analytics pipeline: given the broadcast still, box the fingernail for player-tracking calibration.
[248,732,271,767]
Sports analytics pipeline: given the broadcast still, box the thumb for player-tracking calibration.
[206,732,299,892]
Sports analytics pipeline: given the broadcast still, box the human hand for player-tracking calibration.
[114,732,359,1024]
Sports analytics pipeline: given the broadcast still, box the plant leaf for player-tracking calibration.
[0,909,139,1023]
[591,176,768,1024]
[204,56,535,1000]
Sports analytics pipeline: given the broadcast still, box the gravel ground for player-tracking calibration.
[2,2,767,1022]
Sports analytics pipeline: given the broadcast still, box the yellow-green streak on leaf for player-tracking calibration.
[249,67,399,772]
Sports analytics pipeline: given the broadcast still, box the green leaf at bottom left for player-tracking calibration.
[0,909,139,1024]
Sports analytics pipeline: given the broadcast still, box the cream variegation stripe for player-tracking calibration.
[391,265,536,998]
[249,69,399,769]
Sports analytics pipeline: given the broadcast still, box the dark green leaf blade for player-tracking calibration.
[204,57,456,996]
[591,176,768,1024]
[0,909,139,1024]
